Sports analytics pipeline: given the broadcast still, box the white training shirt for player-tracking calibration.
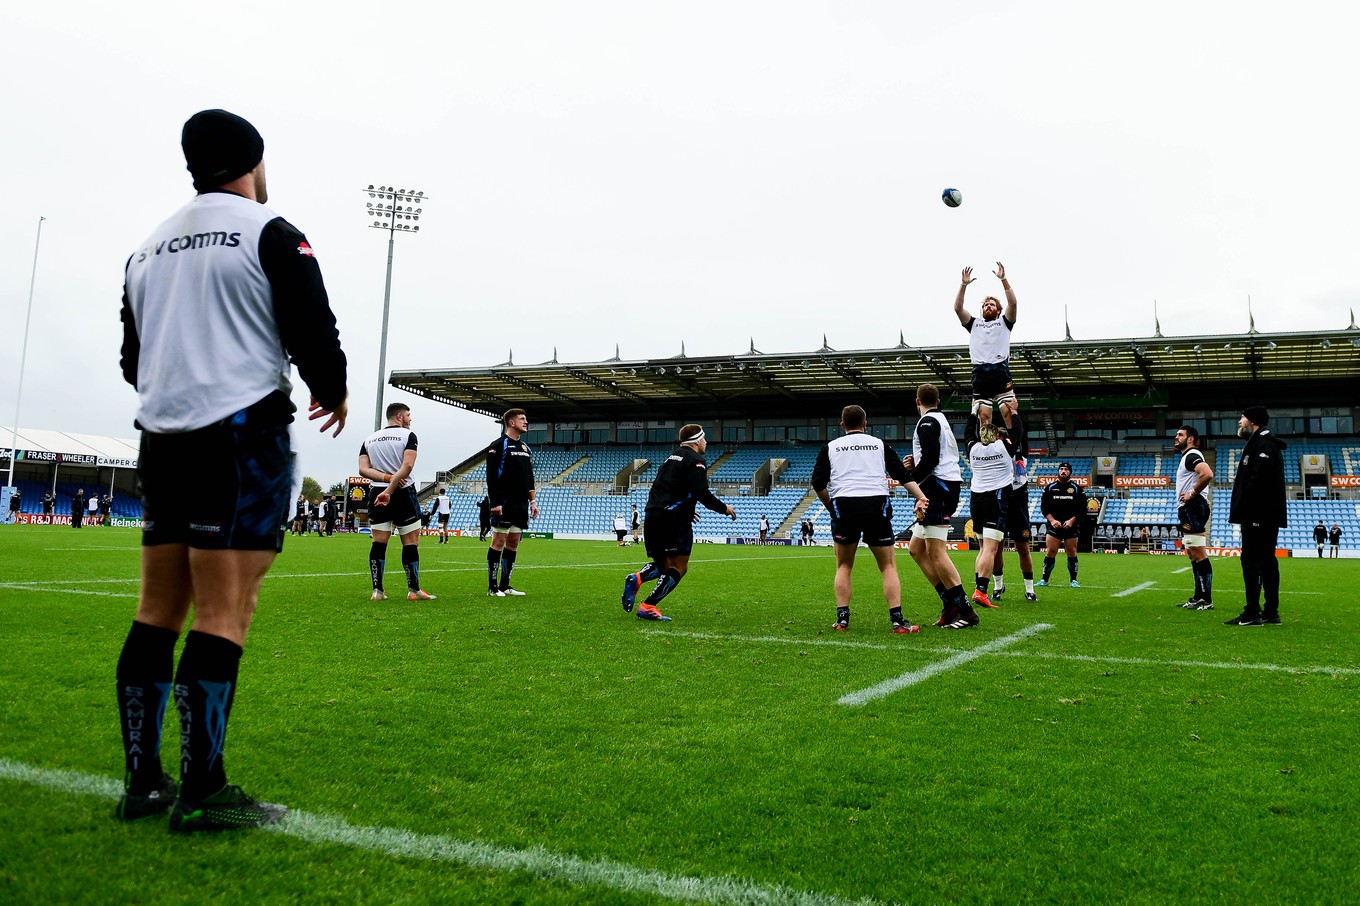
[819,433,896,498]
[123,193,293,432]
[913,411,963,483]
[967,315,1014,365]
[360,426,417,489]
[436,493,452,515]
[970,437,1015,493]
[1177,449,1207,501]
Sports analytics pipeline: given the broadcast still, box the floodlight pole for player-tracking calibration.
[7,216,44,491]
[363,185,427,431]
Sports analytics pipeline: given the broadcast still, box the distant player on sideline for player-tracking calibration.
[1330,522,1343,558]
[1314,521,1327,559]
[963,413,1019,610]
[1173,425,1215,610]
[621,424,735,622]
[811,405,928,634]
[486,408,538,597]
[630,503,641,544]
[954,262,1018,428]
[435,487,452,544]
[903,383,975,629]
[359,403,436,602]
[1038,462,1087,587]
[991,409,1038,603]
[759,514,770,544]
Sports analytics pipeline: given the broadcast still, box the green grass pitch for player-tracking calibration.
[2,525,1358,904]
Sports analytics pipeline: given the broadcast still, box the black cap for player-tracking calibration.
[1058,461,1072,470]
[1242,405,1270,428]
[181,109,264,191]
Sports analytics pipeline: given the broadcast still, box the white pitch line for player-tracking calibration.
[0,759,887,906]
[659,630,1360,677]
[838,623,1054,707]
[1113,581,1157,598]
[987,649,1360,676]
[0,582,137,599]
[1171,566,1192,574]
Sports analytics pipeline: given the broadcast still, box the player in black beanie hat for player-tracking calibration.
[1241,406,1270,430]
[181,109,264,193]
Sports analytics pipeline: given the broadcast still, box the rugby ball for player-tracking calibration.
[942,187,962,207]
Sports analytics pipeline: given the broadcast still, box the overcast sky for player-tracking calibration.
[3,1,1357,486]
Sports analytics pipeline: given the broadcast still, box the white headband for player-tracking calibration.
[684,429,706,444]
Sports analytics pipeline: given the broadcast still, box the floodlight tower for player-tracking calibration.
[363,185,427,431]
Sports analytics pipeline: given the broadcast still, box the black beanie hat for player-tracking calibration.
[181,109,264,191]
[1242,406,1270,428]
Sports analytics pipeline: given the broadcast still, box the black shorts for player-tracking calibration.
[369,485,421,530]
[438,513,450,526]
[969,488,1008,535]
[493,500,530,532]
[1178,496,1210,535]
[1046,522,1080,542]
[919,476,961,527]
[615,529,627,541]
[1005,485,1032,542]
[829,496,895,547]
[644,510,693,559]
[971,362,1014,400]
[139,417,291,551]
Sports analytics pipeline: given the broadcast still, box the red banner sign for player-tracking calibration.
[1330,475,1360,487]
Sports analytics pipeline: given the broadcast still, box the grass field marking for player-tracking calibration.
[1171,566,1192,574]
[837,623,1054,707]
[660,629,973,654]
[990,650,1360,677]
[0,758,893,906]
[0,582,137,599]
[1113,581,1158,597]
[659,629,1360,678]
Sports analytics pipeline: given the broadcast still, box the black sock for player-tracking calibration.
[116,621,178,792]
[933,582,947,603]
[946,585,968,609]
[487,548,502,590]
[499,549,517,590]
[836,605,850,625]
[889,606,904,625]
[645,568,683,605]
[402,545,420,592]
[1193,558,1213,601]
[369,542,386,591]
[1068,557,1079,581]
[1042,556,1055,580]
[1022,571,1034,581]
[977,577,990,594]
[638,562,663,583]
[173,631,243,803]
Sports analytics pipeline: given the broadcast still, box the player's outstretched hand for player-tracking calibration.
[308,396,347,437]
[961,266,975,285]
[726,505,736,521]
[993,261,1006,281]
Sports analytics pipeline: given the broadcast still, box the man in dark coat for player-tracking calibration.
[1225,405,1287,626]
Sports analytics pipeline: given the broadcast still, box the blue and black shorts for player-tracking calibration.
[139,407,292,552]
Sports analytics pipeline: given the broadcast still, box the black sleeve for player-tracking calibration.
[688,460,727,514]
[406,432,418,452]
[810,446,831,492]
[1040,486,1053,518]
[259,218,347,411]
[909,418,941,484]
[485,439,503,503]
[1010,414,1029,458]
[119,256,139,388]
[883,444,913,485]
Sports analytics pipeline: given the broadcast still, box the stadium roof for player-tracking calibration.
[1,426,140,468]
[391,325,1360,423]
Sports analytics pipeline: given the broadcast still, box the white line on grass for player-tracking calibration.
[1171,566,1192,574]
[0,582,137,599]
[1112,581,1157,597]
[657,630,1360,677]
[837,623,1054,707]
[0,758,889,906]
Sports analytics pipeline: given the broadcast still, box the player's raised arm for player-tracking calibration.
[994,262,1017,323]
[954,266,975,326]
